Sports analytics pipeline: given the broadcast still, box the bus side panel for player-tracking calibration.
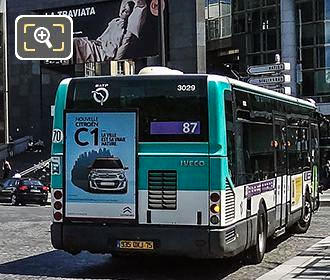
[208,79,230,157]
[51,79,71,251]
[219,179,247,228]
[51,78,71,190]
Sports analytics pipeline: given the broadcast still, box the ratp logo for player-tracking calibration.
[92,84,109,106]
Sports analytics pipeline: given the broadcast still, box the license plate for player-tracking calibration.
[117,240,154,250]
[101,182,115,186]
[30,189,40,193]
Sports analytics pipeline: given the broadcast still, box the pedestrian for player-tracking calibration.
[12,170,21,178]
[2,159,11,179]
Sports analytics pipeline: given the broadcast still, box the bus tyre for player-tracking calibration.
[248,204,267,264]
[292,192,312,234]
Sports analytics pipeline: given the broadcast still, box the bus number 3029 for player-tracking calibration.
[177,84,196,92]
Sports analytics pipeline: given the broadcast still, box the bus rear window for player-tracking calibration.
[67,76,208,142]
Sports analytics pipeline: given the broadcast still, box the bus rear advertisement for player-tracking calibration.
[51,68,319,263]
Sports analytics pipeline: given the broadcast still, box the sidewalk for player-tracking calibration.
[258,236,330,280]
[320,189,330,207]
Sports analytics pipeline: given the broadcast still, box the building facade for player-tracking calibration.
[2,0,206,147]
[6,0,330,147]
[0,0,6,144]
[206,0,330,113]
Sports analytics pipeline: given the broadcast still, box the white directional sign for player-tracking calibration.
[264,86,292,95]
[274,87,291,95]
[247,75,291,86]
[247,63,290,75]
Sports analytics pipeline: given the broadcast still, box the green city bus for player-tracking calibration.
[51,67,319,263]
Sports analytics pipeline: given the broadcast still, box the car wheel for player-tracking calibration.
[40,199,47,206]
[248,204,267,264]
[11,194,19,206]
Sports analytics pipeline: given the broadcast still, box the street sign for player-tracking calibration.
[247,63,290,75]
[247,75,291,86]
[264,86,291,95]
[275,87,291,95]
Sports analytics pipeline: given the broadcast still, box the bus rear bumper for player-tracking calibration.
[51,218,255,258]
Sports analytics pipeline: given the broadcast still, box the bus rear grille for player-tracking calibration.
[225,178,235,223]
[148,170,177,210]
[225,228,236,244]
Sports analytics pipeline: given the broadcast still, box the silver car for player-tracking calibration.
[88,157,128,193]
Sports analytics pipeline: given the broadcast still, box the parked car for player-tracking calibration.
[0,178,49,206]
[88,157,128,193]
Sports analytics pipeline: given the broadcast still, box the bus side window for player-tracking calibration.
[234,89,275,185]
[287,120,310,174]
[224,90,235,184]
[241,122,274,183]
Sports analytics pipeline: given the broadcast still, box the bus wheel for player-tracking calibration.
[292,192,312,234]
[248,204,267,264]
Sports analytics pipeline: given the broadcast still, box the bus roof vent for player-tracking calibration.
[138,66,183,75]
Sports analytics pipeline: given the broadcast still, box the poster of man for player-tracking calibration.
[43,0,164,64]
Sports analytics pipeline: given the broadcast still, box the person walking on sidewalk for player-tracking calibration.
[2,159,11,179]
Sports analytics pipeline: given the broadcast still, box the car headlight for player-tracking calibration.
[118,173,125,179]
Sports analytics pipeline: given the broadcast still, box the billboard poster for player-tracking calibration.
[65,111,137,220]
[42,0,165,64]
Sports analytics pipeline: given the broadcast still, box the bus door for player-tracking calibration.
[273,116,288,227]
[310,122,320,208]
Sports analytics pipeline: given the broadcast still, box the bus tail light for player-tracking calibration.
[210,215,219,225]
[54,190,63,199]
[210,204,220,214]
[52,189,63,222]
[54,201,62,210]
[210,192,220,202]
[54,212,63,221]
[209,192,220,226]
